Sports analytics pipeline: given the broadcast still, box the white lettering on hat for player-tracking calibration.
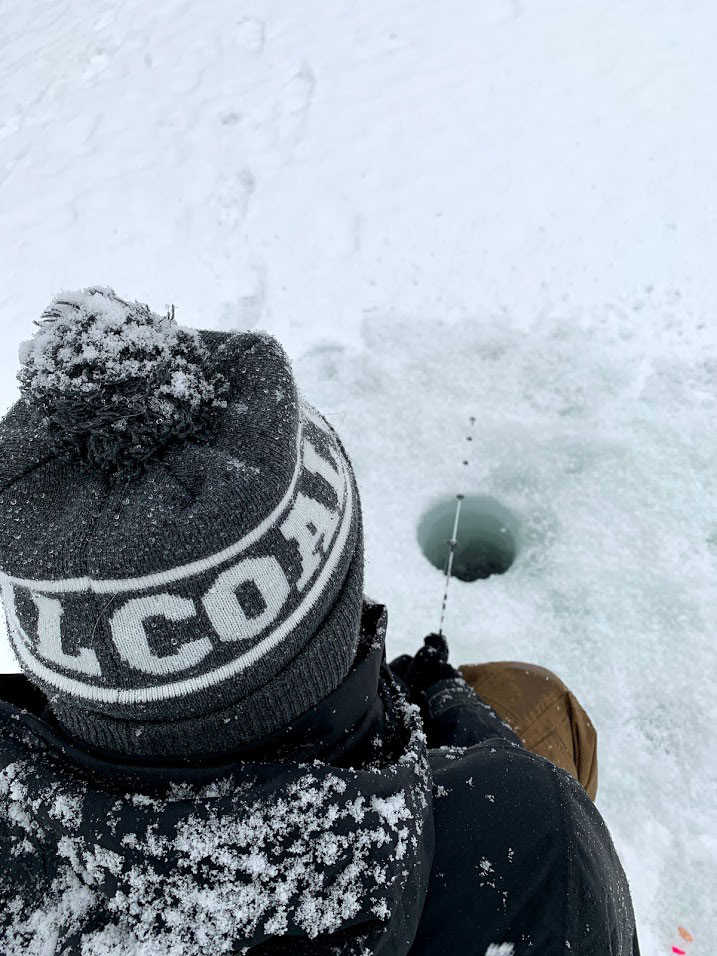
[280,492,339,591]
[0,408,354,703]
[303,437,343,499]
[278,433,345,590]
[31,592,102,676]
[110,594,211,675]
[202,555,290,642]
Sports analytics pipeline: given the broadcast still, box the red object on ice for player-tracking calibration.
[672,948,686,955]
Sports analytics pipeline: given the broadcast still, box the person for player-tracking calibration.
[0,287,639,955]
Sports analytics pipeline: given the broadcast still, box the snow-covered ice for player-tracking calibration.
[1,0,716,951]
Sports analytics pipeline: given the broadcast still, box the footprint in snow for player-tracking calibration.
[235,18,265,53]
[216,267,266,331]
[282,67,315,117]
[272,66,316,157]
[214,169,256,231]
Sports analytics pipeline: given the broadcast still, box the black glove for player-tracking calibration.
[389,632,460,705]
[390,633,523,749]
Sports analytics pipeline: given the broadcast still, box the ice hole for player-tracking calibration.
[417,495,518,581]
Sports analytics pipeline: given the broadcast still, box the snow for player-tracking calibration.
[1,0,716,951]
[19,287,220,409]
[0,698,431,955]
[15,286,228,470]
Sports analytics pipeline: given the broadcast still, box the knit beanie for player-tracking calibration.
[0,287,364,758]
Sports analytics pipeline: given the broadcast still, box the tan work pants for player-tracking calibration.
[459,661,598,801]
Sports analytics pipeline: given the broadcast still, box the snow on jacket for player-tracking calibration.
[0,603,639,955]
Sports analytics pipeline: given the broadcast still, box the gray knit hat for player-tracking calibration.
[0,287,363,757]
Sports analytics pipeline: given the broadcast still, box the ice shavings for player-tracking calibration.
[0,761,42,845]
[48,792,84,831]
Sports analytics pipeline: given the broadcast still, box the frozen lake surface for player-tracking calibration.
[2,1,716,950]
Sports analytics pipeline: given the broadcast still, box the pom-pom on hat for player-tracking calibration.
[18,287,229,473]
[0,288,363,758]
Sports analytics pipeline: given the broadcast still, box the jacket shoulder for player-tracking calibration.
[410,739,637,955]
[553,764,638,954]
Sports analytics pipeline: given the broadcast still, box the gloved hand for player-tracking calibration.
[389,632,461,706]
[390,634,523,749]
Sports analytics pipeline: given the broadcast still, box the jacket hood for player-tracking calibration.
[0,607,434,956]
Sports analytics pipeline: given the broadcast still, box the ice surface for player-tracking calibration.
[299,308,717,951]
[1,0,716,950]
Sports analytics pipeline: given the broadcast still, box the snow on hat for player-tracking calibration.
[0,287,363,757]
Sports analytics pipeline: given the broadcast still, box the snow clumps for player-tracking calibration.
[17,287,227,473]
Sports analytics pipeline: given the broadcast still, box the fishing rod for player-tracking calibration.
[438,493,464,637]
[437,415,475,636]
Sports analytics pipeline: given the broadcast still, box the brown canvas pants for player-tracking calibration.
[458,661,598,801]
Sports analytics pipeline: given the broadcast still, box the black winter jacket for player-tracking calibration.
[0,603,639,955]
